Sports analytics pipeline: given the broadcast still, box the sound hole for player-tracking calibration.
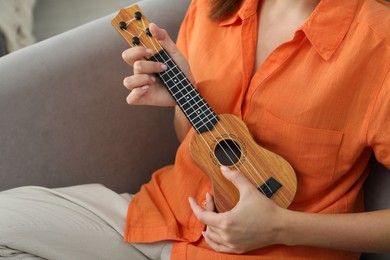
[214,139,241,166]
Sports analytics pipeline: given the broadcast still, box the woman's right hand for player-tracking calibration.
[121,23,194,107]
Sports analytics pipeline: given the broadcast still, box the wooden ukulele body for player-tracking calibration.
[189,114,297,212]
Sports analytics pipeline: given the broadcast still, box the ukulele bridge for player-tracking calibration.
[258,177,282,198]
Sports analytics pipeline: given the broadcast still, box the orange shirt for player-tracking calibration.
[125,0,390,259]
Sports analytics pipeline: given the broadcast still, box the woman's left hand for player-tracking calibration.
[189,166,288,254]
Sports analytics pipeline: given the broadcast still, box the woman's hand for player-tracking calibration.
[189,166,288,254]
[121,23,194,107]
[190,167,390,254]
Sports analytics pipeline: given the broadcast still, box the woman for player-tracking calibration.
[0,0,389,259]
[122,0,390,259]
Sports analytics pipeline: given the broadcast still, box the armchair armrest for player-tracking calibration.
[0,0,190,193]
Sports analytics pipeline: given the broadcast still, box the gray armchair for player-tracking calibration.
[0,0,389,259]
[0,0,186,194]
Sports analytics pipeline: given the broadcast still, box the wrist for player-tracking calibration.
[273,207,299,246]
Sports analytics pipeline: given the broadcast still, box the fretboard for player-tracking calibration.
[149,50,219,134]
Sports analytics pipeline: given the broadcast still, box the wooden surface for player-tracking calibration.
[190,114,297,212]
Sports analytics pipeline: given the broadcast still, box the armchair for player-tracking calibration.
[0,0,187,194]
[0,0,389,259]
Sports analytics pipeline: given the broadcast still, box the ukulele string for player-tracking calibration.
[127,19,271,196]
[126,18,135,26]
[133,20,229,170]
[211,114,274,192]
[133,18,238,173]
[121,28,147,48]
[124,17,272,195]
[149,44,265,191]
[157,54,272,195]
[137,18,273,195]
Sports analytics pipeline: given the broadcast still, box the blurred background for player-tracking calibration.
[0,0,134,56]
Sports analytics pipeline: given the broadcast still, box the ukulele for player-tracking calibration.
[112,5,297,212]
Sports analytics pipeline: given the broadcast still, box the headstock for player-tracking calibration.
[111,5,162,57]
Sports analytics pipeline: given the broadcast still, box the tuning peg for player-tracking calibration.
[134,11,142,20]
[146,28,152,37]
[119,21,127,30]
[132,36,140,46]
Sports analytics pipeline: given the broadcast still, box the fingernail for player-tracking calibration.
[161,64,167,70]
[205,192,212,202]
[146,48,154,54]
[220,165,230,172]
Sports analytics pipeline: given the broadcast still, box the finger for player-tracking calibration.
[148,23,195,85]
[220,166,255,197]
[149,23,180,58]
[123,74,156,91]
[205,192,215,212]
[188,197,220,227]
[122,47,153,66]
[203,226,224,246]
[202,231,239,254]
[133,60,167,75]
[126,86,149,105]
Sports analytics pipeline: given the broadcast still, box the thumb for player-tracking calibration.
[220,166,255,197]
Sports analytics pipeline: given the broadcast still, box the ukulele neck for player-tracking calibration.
[149,50,219,134]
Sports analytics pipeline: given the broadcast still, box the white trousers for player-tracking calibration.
[0,184,172,260]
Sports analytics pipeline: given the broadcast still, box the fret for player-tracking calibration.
[195,115,215,129]
[164,77,187,92]
[149,50,219,133]
[175,87,199,105]
[188,99,208,118]
[173,88,210,126]
[194,107,217,127]
[188,102,219,132]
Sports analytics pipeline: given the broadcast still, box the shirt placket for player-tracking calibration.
[241,30,306,120]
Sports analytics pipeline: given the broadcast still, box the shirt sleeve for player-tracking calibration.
[176,0,198,59]
[367,68,390,169]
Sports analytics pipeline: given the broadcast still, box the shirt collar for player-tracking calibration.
[301,0,359,60]
[219,0,359,60]
[219,0,259,26]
